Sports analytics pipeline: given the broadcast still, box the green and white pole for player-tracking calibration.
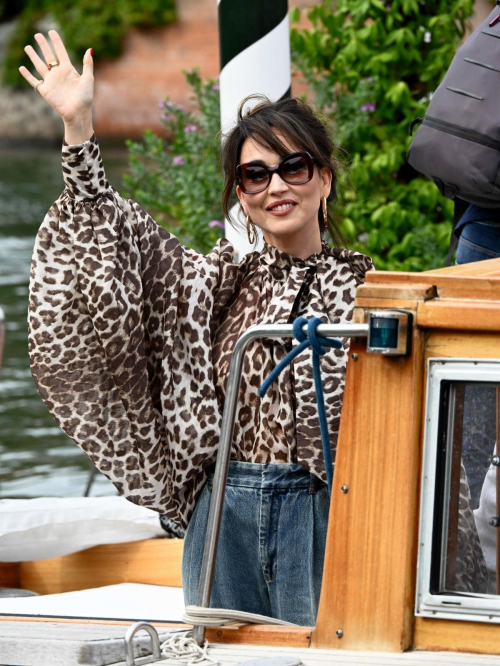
[218,0,291,258]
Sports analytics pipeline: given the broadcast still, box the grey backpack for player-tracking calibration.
[407,3,500,208]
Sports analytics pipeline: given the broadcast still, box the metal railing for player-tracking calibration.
[192,321,369,645]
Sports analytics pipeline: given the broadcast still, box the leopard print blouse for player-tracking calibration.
[29,133,369,528]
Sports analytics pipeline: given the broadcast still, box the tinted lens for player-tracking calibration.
[240,165,269,193]
[280,154,312,183]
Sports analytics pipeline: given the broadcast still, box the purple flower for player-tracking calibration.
[158,101,165,108]
[212,84,220,91]
[208,220,224,229]
[360,102,376,113]
[164,100,174,107]
[162,114,173,122]
[184,124,198,133]
[173,156,185,166]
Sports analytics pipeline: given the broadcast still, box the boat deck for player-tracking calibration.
[1,621,499,666]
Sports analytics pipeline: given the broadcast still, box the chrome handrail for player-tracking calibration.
[192,322,369,645]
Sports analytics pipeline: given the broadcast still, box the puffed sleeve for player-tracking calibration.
[29,134,236,528]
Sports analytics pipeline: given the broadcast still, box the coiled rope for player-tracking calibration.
[160,630,218,666]
[258,317,343,495]
[154,608,296,666]
[182,606,296,627]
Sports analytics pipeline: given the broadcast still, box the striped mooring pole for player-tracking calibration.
[218,0,292,259]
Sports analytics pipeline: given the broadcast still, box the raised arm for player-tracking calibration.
[19,30,94,145]
[20,32,240,528]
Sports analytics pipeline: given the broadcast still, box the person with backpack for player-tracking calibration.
[407,3,500,266]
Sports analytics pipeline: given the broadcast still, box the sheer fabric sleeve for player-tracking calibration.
[29,134,235,527]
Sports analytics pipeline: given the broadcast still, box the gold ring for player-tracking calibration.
[47,61,60,70]
[35,80,43,93]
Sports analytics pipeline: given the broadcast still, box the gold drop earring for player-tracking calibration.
[246,214,257,245]
[322,196,328,224]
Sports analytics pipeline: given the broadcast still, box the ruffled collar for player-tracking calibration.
[259,240,330,271]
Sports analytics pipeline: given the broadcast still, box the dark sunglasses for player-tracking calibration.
[236,151,318,194]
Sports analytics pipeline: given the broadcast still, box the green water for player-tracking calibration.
[0,139,128,498]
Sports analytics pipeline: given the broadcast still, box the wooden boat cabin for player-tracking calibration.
[0,258,499,665]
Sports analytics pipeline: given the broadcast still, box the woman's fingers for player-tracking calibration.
[18,66,42,91]
[24,45,48,78]
[48,30,71,65]
[81,48,94,81]
[34,33,58,67]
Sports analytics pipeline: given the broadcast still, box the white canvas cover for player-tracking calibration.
[0,496,166,562]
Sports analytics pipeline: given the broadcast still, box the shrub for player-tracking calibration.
[2,0,176,88]
[291,0,474,270]
[123,70,225,253]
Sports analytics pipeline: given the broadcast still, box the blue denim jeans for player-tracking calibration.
[456,221,500,264]
[182,461,329,626]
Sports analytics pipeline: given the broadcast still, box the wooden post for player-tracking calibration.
[313,319,424,651]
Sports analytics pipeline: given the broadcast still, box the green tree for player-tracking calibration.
[1,0,176,88]
[291,0,474,270]
[124,70,225,253]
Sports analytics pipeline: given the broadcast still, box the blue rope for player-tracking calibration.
[258,317,343,495]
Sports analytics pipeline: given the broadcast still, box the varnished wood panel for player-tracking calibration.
[355,297,421,310]
[425,331,500,361]
[313,329,424,651]
[206,626,312,648]
[0,615,183,627]
[417,301,500,331]
[413,617,500,655]
[355,283,436,302]
[0,563,20,589]
[366,258,500,283]
[19,538,183,595]
[425,258,500,277]
[366,273,500,298]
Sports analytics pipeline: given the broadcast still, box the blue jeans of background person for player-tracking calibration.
[456,221,500,264]
[182,461,329,626]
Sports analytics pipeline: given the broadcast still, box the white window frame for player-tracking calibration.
[416,358,500,623]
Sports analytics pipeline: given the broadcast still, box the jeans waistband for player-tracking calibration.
[207,461,326,494]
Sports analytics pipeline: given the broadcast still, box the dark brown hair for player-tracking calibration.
[221,95,346,248]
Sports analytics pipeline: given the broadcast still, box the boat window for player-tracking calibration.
[416,360,500,623]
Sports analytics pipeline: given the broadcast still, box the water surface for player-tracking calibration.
[0,139,128,498]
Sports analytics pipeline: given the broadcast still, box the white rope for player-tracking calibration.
[157,607,296,666]
[182,605,298,628]
[160,630,218,666]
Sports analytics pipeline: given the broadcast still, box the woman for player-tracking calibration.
[20,31,373,625]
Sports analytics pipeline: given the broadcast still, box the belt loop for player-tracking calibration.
[309,472,319,495]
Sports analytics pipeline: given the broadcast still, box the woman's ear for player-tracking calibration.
[320,166,333,198]
[236,185,247,217]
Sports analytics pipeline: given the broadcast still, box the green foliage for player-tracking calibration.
[123,70,224,253]
[291,0,474,270]
[2,0,176,88]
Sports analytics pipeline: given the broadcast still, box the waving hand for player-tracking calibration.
[19,30,94,143]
